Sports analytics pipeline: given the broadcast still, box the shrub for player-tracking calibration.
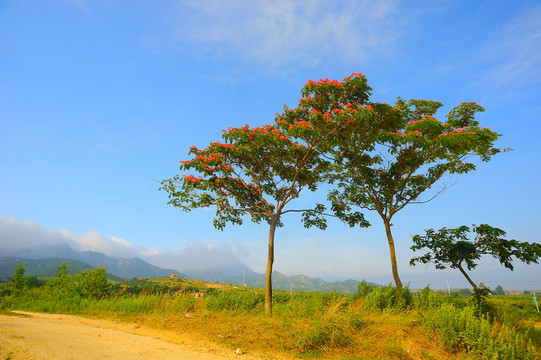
[44,265,112,300]
[423,303,538,359]
[413,285,448,311]
[357,280,377,297]
[205,291,264,311]
[364,284,413,311]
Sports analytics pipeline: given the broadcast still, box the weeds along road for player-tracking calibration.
[0,311,253,360]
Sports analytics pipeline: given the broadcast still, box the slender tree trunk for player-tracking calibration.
[383,219,403,292]
[265,214,279,316]
[456,264,478,291]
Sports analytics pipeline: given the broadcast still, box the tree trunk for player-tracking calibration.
[265,214,279,316]
[456,263,478,291]
[383,219,403,292]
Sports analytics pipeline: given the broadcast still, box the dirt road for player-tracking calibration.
[0,311,254,360]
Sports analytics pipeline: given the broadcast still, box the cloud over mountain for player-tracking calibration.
[0,215,242,274]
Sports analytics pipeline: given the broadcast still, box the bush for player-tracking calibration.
[357,280,377,297]
[44,265,112,300]
[205,291,264,311]
[423,303,538,359]
[364,284,413,311]
[413,285,447,310]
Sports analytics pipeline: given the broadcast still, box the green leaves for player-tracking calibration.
[329,96,503,222]
[160,72,511,298]
[160,73,389,232]
[410,224,541,287]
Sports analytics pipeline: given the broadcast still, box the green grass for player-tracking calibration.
[1,277,539,360]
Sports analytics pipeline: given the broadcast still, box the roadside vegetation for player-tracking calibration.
[1,264,539,359]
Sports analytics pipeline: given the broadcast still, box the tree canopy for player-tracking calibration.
[410,224,541,293]
[328,97,504,291]
[161,73,380,315]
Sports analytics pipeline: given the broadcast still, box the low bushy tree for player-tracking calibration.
[410,224,541,301]
[45,264,112,300]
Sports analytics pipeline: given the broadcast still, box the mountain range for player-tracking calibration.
[10,243,185,279]
[1,243,360,293]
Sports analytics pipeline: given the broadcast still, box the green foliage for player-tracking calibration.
[458,288,473,296]
[411,225,541,272]
[410,224,541,300]
[0,263,45,298]
[2,274,540,359]
[205,291,264,312]
[413,285,448,310]
[160,73,379,315]
[160,73,379,232]
[328,93,504,291]
[12,263,26,290]
[423,303,538,359]
[493,285,505,295]
[44,264,112,300]
[363,284,413,311]
[356,280,376,297]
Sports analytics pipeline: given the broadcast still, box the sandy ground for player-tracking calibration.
[0,311,259,360]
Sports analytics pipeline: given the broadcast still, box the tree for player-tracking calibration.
[329,96,504,292]
[493,285,505,295]
[458,288,472,296]
[160,74,376,315]
[45,264,112,300]
[12,262,26,290]
[72,266,111,299]
[410,224,541,297]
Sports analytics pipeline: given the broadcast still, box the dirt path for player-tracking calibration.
[0,312,256,360]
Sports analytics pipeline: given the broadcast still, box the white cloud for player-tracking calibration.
[148,240,243,272]
[0,215,63,254]
[0,215,243,273]
[173,0,401,68]
[477,4,541,98]
[0,214,144,259]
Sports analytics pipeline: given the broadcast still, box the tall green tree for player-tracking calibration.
[160,74,377,315]
[329,96,504,292]
[410,224,541,295]
[493,285,505,295]
[12,262,26,290]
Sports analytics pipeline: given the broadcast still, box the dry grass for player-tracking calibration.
[87,299,456,360]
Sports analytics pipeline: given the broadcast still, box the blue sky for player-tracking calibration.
[1,0,540,290]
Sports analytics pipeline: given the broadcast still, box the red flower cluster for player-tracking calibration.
[212,141,236,150]
[183,175,201,183]
[436,127,477,139]
[306,78,343,87]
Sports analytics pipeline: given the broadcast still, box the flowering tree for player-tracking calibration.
[160,74,377,315]
[329,97,504,292]
[410,224,541,297]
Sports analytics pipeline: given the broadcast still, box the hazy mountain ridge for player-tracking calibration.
[3,244,360,293]
[10,244,185,279]
[236,271,359,294]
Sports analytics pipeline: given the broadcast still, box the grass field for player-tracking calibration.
[1,272,540,359]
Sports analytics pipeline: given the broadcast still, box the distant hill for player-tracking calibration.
[182,265,359,293]
[184,264,259,284]
[11,243,186,279]
[239,271,360,294]
[0,257,93,279]
[5,244,360,293]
